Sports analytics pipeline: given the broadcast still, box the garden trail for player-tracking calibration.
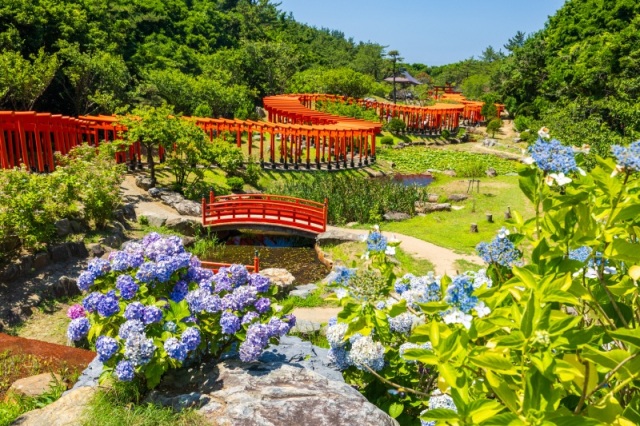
[326,225,483,277]
[120,175,198,221]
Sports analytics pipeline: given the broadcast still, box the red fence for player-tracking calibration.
[200,256,260,273]
[202,192,328,235]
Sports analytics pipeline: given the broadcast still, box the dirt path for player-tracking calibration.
[120,174,197,221]
[292,307,342,324]
[326,226,483,276]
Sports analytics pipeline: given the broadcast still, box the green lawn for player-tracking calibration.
[371,175,534,254]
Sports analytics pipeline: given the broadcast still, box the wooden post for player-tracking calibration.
[323,198,328,232]
[470,223,478,233]
[201,197,206,225]
[505,206,512,220]
[486,213,493,223]
[253,249,260,273]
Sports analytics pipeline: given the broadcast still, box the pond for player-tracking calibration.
[391,173,434,187]
[200,232,329,284]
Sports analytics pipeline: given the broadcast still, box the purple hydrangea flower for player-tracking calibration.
[203,294,222,313]
[97,292,120,318]
[254,298,271,314]
[283,314,296,328]
[67,317,90,341]
[213,273,233,293]
[239,323,271,362]
[109,251,134,271]
[96,335,119,362]
[181,327,201,351]
[87,258,111,277]
[136,262,157,283]
[114,360,135,381]
[229,264,249,287]
[267,317,291,337]
[142,232,162,247]
[198,277,213,293]
[66,304,86,320]
[222,286,257,311]
[164,338,188,362]
[118,319,145,339]
[249,274,271,293]
[242,311,259,325]
[143,306,163,324]
[124,302,146,321]
[116,275,139,300]
[220,311,241,334]
[185,289,208,313]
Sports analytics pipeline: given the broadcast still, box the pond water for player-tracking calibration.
[200,232,329,284]
[391,173,434,187]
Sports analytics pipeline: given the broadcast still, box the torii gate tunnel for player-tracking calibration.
[0,93,500,172]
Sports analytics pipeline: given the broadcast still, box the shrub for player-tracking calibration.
[164,120,210,189]
[327,136,640,424]
[456,159,485,178]
[207,140,244,175]
[487,118,502,137]
[384,118,406,134]
[182,181,230,201]
[66,233,295,389]
[441,129,450,139]
[380,136,394,146]
[226,176,244,191]
[244,156,261,187]
[513,115,531,132]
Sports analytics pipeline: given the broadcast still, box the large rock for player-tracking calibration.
[54,219,71,237]
[448,193,469,202]
[160,191,184,207]
[415,202,452,213]
[486,167,497,177]
[383,211,410,221]
[8,373,62,398]
[52,276,81,298]
[135,175,154,190]
[259,268,296,293]
[148,359,398,426]
[173,200,201,216]
[442,169,457,177]
[317,229,365,245]
[288,283,318,299]
[13,386,96,426]
[144,213,168,228]
[165,217,201,236]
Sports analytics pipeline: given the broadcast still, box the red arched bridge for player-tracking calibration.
[201,192,328,237]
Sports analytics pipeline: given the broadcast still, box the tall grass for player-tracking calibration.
[268,173,428,225]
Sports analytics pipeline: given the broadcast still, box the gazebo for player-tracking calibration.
[384,71,422,102]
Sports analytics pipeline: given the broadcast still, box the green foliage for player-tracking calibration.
[441,129,451,140]
[456,160,485,178]
[316,100,380,122]
[380,136,394,146]
[0,48,58,110]
[384,118,407,134]
[268,173,428,225]
[226,176,244,192]
[164,120,210,189]
[288,67,379,98]
[329,144,640,425]
[378,147,518,176]
[55,144,125,229]
[208,140,244,176]
[514,116,531,132]
[0,379,67,426]
[244,156,261,187]
[487,118,502,137]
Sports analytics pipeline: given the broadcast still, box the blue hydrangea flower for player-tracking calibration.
[214,274,233,293]
[164,338,188,362]
[267,317,291,337]
[229,264,249,287]
[142,232,162,247]
[249,274,271,292]
[400,273,442,308]
[67,317,90,341]
[124,302,146,321]
[329,266,356,286]
[326,322,349,348]
[96,335,118,362]
[445,274,478,314]
[170,280,189,302]
[421,391,457,426]
[254,298,271,314]
[77,271,95,292]
[109,251,135,271]
[222,286,257,311]
[388,312,416,334]
[163,321,177,333]
[97,292,120,318]
[327,347,350,370]
[144,235,185,262]
[348,335,385,371]
[569,246,592,263]
[124,332,155,366]
[185,289,209,313]
[611,141,640,172]
[116,275,139,300]
[114,360,135,382]
[136,262,157,283]
[203,294,222,313]
[87,258,111,278]
[476,232,521,267]
[181,327,201,351]
[366,231,388,252]
[118,319,145,339]
[283,314,296,329]
[528,138,578,174]
[239,323,270,362]
[220,312,241,334]
[143,306,163,324]
[82,292,103,313]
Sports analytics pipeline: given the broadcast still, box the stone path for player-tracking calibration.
[325,225,483,276]
[120,174,195,222]
[292,307,341,325]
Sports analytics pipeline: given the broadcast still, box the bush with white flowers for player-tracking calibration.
[67,232,295,388]
[326,133,640,425]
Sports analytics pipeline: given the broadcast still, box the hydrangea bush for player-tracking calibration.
[327,135,640,425]
[67,233,295,388]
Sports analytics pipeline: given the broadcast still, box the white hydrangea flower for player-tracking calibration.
[442,308,473,329]
[475,301,491,318]
[326,322,349,348]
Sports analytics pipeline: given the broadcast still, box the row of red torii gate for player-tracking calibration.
[0,93,501,172]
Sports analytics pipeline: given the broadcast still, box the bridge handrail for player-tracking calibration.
[210,193,326,209]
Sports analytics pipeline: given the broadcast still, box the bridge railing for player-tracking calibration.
[200,254,260,274]
[201,192,328,234]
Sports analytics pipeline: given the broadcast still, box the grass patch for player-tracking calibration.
[394,248,435,275]
[289,330,330,349]
[10,297,82,345]
[453,259,484,273]
[368,175,534,254]
[280,283,338,311]
[82,382,206,426]
[0,381,67,426]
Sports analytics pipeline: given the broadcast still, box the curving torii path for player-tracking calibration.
[0,92,497,172]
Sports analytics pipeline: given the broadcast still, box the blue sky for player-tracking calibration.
[277,0,566,65]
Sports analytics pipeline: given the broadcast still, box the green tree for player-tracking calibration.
[119,104,178,187]
[0,49,58,110]
[487,118,502,137]
[504,30,527,52]
[165,119,210,188]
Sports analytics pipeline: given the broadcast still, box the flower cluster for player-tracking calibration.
[569,246,592,263]
[366,230,388,252]
[325,321,386,372]
[420,391,457,426]
[527,138,578,174]
[441,272,492,329]
[611,141,640,173]
[476,228,522,267]
[394,272,442,308]
[67,232,293,385]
